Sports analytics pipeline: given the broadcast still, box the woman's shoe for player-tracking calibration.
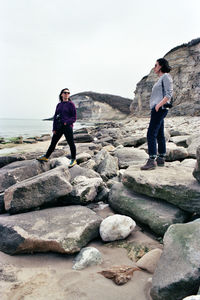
[37,155,48,162]
[140,158,157,170]
[69,159,77,168]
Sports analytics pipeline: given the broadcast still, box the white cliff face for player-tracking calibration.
[71,92,132,120]
[130,38,200,116]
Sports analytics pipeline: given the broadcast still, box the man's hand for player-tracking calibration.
[155,104,160,112]
[53,130,56,134]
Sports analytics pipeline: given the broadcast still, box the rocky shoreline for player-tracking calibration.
[0,115,200,300]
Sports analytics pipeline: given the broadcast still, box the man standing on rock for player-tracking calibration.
[141,58,173,170]
[37,88,77,168]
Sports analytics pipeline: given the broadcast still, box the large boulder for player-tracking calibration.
[165,142,188,161]
[4,166,72,214]
[151,220,200,300]
[0,206,102,255]
[193,145,200,183]
[68,164,101,181]
[122,164,200,214]
[0,159,51,192]
[114,148,148,169]
[115,135,146,147]
[109,183,188,236]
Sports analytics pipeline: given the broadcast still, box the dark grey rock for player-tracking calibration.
[151,220,200,300]
[0,206,102,254]
[193,145,200,183]
[0,193,5,214]
[0,154,26,168]
[109,183,188,236]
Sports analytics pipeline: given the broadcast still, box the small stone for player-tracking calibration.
[100,214,136,242]
[136,248,163,274]
[72,247,102,270]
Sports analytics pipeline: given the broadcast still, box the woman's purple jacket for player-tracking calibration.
[53,100,77,131]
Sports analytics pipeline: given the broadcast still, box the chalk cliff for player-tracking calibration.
[130,38,200,116]
[71,92,132,120]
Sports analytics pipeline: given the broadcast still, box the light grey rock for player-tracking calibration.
[76,152,91,163]
[136,249,163,274]
[96,151,119,180]
[182,296,200,300]
[99,214,136,242]
[169,135,189,147]
[117,135,146,147]
[0,206,102,255]
[123,164,200,214]
[0,159,51,192]
[79,159,96,169]
[187,134,200,158]
[69,164,100,181]
[72,247,102,270]
[36,134,51,141]
[69,175,103,204]
[94,149,108,166]
[151,220,200,300]
[4,166,72,214]
[114,148,148,168]
[109,183,188,236]
[181,159,197,168]
[166,142,188,161]
[193,145,200,183]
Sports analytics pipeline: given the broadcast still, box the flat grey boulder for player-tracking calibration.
[0,159,51,192]
[69,164,100,181]
[109,183,188,236]
[4,166,72,214]
[193,145,200,183]
[169,135,189,147]
[151,220,200,300]
[114,148,148,169]
[116,135,146,147]
[166,142,188,161]
[0,206,102,255]
[122,164,200,214]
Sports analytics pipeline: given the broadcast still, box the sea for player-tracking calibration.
[0,118,89,140]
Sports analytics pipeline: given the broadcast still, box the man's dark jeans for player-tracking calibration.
[147,107,168,157]
[46,124,76,159]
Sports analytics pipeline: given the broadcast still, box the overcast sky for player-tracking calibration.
[0,0,200,119]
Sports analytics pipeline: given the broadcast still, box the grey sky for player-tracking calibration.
[0,0,200,119]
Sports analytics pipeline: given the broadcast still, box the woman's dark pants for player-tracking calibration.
[147,107,168,157]
[45,125,76,159]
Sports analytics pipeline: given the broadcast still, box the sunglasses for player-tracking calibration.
[63,91,70,94]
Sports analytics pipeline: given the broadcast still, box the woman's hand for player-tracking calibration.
[155,104,161,112]
[53,130,56,135]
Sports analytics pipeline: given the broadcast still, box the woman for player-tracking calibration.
[37,88,77,168]
[141,58,173,170]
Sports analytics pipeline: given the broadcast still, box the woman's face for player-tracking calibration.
[154,61,162,75]
[62,89,70,101]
